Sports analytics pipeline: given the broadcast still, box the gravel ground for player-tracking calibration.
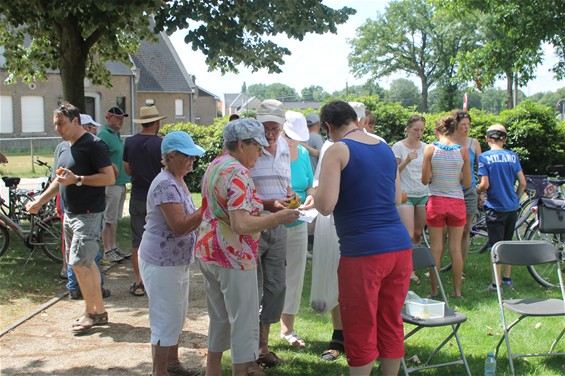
[0,260,209,375]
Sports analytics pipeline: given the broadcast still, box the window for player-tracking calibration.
[175,99,184,116]
[0,96,13,133]
[116,96,126,112]
[21,96,44,133]
[85,97,96,118]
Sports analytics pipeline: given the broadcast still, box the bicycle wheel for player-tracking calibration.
[468,211,489,254]
[526,223,563,288]
[514,196,537,240]
[0,223,9,257]
[37,216,63,263]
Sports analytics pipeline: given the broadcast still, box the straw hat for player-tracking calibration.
[133,106,167,124]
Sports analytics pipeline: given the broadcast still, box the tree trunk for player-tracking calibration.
[420,79,428,113]
[58,20,88,112]
[505,72,513,109]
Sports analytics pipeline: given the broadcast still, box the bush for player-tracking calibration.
[161,118,226,192]
[499,101,565,174]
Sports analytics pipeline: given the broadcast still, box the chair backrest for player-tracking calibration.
[491,240,558,266]
[412,246,436,270]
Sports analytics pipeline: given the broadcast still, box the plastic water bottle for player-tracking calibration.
[484,353,496,376]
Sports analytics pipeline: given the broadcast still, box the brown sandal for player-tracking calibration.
[130,281,145,296]
[72,311,108,334]
[256,351,284,368]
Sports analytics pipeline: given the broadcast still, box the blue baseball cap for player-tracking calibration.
[161,131,205,156]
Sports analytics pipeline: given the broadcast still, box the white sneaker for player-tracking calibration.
[114,247,132,259]
[105,248,124,262]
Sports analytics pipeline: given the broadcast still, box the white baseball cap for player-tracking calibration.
[80,114,101,127]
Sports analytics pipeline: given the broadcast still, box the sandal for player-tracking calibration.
[71,311,108,334]
[321,338,345,361]
[280,331,306,348]
[321,349,341,361]
[256,351,284,368]
[166,362,200,376]
[130,281,145,296]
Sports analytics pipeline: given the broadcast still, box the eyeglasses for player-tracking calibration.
[264,126,281,135]
[251,141,264,151]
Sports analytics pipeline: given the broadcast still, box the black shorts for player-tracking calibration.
[129,198,147,248]
[485,207,517,248]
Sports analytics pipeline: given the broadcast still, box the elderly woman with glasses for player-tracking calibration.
[196,118,299,376]
[138,131,205,376]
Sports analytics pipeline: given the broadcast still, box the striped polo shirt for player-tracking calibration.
[429,142,464,199]
[250,136,291,202]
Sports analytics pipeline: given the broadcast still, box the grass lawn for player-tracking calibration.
[1,219,563,374]
[1,153,563,374]
[0,154,55,178]
[218,238,565,376]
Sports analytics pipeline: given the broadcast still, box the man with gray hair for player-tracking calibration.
[250,99,294,368]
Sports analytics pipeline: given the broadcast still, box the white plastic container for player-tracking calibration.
[405,298,445,319]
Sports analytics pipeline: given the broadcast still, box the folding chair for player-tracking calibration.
[491,240,565,376]
[401,246,471,375]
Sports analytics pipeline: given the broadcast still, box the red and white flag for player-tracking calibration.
[463,93,468,112]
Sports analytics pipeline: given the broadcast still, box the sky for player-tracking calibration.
[169,0,564,101]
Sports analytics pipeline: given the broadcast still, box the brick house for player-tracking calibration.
[0,30,219,140]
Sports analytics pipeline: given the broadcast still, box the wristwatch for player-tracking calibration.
[76,175,83,187]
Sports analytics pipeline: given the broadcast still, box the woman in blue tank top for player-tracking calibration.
[315,101,412,376]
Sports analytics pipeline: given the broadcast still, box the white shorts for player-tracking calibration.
[139,258,190,346]
[199,261,259,364]
[104,185,126,224]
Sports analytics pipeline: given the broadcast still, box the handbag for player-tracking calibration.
[538,198,565,233]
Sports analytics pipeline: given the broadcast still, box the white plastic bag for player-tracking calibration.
[310,213,340,314]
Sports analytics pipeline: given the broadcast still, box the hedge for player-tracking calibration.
[162,100,565,192]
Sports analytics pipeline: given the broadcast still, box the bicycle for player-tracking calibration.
[424,165,564,274]
[0,176,63,263]
[34,157,58,216]
[522,165,565,288]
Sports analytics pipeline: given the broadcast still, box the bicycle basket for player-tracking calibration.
[538,198,565,233]
[525,175,548,196]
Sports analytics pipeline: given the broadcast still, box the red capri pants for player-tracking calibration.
[337,249,412,367]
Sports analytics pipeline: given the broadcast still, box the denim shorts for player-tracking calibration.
[64,212,104,266]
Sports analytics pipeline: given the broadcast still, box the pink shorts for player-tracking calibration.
[337,249,412,367]
[426,196,466,227]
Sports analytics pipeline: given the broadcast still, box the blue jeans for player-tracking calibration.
[67,251,104,292]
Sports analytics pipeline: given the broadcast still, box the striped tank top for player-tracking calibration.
[429,142,464,199]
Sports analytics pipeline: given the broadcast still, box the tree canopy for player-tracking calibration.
[0,1,354,111]
[438,0,565,108]
[348,0,477,112]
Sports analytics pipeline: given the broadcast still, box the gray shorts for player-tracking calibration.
[257,225,287,324]
[64,212,103,266]
[104,185,126,224]
[129,198,147,248]
[464,187,479,216]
